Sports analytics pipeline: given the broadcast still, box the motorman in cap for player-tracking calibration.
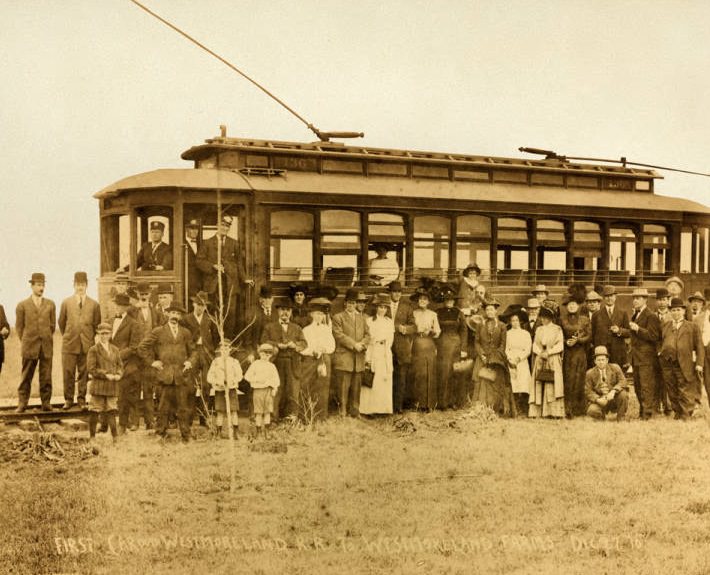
[585,346,629,421]
[58,271,101,409]
[15,272,56,412]
[136,220,172,271]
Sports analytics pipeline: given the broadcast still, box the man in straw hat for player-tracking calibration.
[332,288,370,417]
[585,346,629,421]
[658,297,704,420]
[15,272,56,412]
[138,303,198,442]
[591,285,630,369]
[628,287,661,420]
[58,271,101,410]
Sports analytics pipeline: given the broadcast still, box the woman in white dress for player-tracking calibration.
[360,293,395,415]
[299,298,336,421]
[503,309,532,417]
[528,306,565,418]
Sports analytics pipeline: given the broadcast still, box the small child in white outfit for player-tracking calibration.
[244,343,280,439]
[206,343,244,439]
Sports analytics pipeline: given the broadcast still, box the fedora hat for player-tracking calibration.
[274,297,294,309]
[602,285,617,297]
[387,281,403,293]
[688,291,706,304]
[29,272,46,284]
[655,287,670,299]
[190,291,210,305]
[526,298,541,309]
[165,303,186,314]
[594,345,609,358]
[585,290,602,302]
[73,271,88,284]
[258,285,273,299]
[531,284,548,295]
[631,287,650,298]
[135,282,151,295]
[344,288,359,302]
[157,284,173,295]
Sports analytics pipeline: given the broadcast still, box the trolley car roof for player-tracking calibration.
[94,168,710,217]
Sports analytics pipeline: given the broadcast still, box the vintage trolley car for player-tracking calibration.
[95,130,710,322]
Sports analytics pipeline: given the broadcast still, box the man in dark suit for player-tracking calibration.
[0,303,10,374]
[247,286,277,362]
[261,298,307,420]
[584,290,602,368]
[654,287,673,415]
[182,291,219,421]
[136,220,172,271]
[585,345,629,421]
[183,218,202,299]
[58,271,101,409]
[659,297,705,420]
[628,287,661,420]
[592,285,630,369]
[138,303,198,442]
[15,272,56,412]
[196,215,253,337]
[110,293,143,434]
[331,288,370,417]
[154,285,174,327]
[387,281,415,413]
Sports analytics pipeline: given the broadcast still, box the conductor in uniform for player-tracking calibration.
[16,272,56,412]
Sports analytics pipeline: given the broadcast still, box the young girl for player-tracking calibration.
[87,323,123,442]
[206,343,244,439]
[244,343,280,439]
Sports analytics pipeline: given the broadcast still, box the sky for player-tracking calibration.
[1,0,708,321]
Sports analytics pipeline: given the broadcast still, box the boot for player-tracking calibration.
[232,425,239,440]
[89,412,98,439]
[263,425,270,440]
[215,425,223,439]
[99,412,108,433]
[108,411,118,442]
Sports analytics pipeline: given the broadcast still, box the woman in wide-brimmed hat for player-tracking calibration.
[410,288,441,410]
[529,306,565,419]
[435,284,469,409]
[360,293,395,415]
[501,305,532,416]
[457,263,484,312]
[471,298,515,416]
[560,293,591,417]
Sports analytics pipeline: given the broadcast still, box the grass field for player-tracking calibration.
[2,332,710,574]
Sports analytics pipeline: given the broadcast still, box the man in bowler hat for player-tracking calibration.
[16,272,56,412]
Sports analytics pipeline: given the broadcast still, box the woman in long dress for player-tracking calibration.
[504,310,532,417]
[471,299,514,416]
[299,298,336,421]
[411,288,441,411]
[360,294,395,415]
[560,295,591,417]
[457,263,482,311]
[436,285,468,409]
[529,306,565,418]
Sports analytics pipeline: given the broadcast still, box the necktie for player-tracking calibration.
[79,297,83,310]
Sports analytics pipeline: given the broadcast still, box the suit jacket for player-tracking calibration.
[247,307,278,355]
[129,305,160,340]
[629,307,661,366]
[110,313,143,376]
[182,312,219,359]
[138,323,198,386]
[184,238,202,299]
[331,310,370,372]
[16,296,56,359]
[389,299,416,364]
[592,306,630,366]
[137,241,172,271]
[660,319,705,382]
[261,321,307,362]
[196,235,246,294]
[585,363,628,403]
[58,295,101,354]
[0,305,9,365]
[87,342,123,396]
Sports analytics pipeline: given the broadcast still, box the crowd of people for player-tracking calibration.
[3,263,709,445]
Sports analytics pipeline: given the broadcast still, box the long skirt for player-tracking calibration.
[437,333,462,409]
[528,381,566,418]
[299,355,331,421]
[412,337,437,410]
[472,360,514,416]
[563,346,587,417]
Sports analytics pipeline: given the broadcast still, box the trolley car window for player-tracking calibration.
[321,209,361,284]
[642,224,669,274]
[497,217,528,270]
[100,214,130,274]
[572,221,601,271]
[537,219,567,271]
[367,212,405,284]
[269,210,314,281]
[455,214,491,272]
[413,215,450,279]
[609,226,636,272]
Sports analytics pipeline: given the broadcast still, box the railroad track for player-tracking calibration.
[0,402,91,424]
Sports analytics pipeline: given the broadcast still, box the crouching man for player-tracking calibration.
[585,345,629,422]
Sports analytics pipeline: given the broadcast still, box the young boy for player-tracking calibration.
[244,343,280,439]
[206,343,244,439]
[87,322,123,442]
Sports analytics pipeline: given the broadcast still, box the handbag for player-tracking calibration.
[536,360,555,383]
[361,367,375,388]
[477,365,497,382]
